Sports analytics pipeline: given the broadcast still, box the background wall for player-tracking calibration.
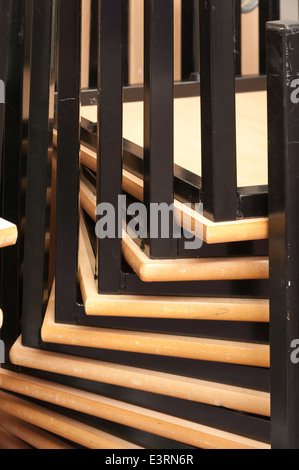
[242,7,259,75]
[81,0,299,87]
[280,0,299,20]
[233,1,299,76]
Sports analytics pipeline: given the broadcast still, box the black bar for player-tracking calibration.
[237,186,268,219]
[0,0,13,182]
[89,0,98,88]
[0,0,31,363]
[182,0,241,81]
[267,20,299,449]
[234,75,267,93]
[80,75,268,106]
[97,0,123,293]
[199,0,238,222]
[22,0,55,348]
[233,0,242,76]
[193,0,200,81]
[123,0,129,86]
[259,0,280,75]
[144,0,176,258]
[55,0,81,322]
[181,0,196,81]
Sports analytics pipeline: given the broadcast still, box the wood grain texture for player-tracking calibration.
[0,426,31,450]
[0,389,142,450]
[80,178,269,282]
[56,124,269,245]
[79,217,269,321]
[174,200,268,244]
[78,91,269,244]
[0,367,270,449]
[122,228,269,282]
[0,218,18,249]
[81,92,268,188]
[79,151,269,245]
[0,411,74,449]
[33,304,269,416]
[40,282,270,368]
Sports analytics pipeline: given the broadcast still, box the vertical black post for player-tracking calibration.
[199,0,238,222]
[267,20,299,449]
[123,0,129,86]
[259,0,280,75]
[22,0,55,348]
[144,0,176,258]
[0,0,32,363]
[233,0,242,77]
[0,0,13,182]
[192,0,200,81]
[89,0,98,88]
[181,0,197,81]
[97,0,123,293]
[55,0,81,321]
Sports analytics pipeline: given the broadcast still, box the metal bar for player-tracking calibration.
[267,20,299,449]
[55,0,81,321]
[97,0,123,293]
[22,0,55,348]
[237,186,268,218]
[0,0,31,363]
[144,0,176,258]
[192,0,200,81]
[123,0,129,86]
[233,0,242,76]
[80,75,268,105]
[89,0,98,88]
[0,0,13,183]
[259,0,280,75]
[181,0,195,81]
[199,0,238,222]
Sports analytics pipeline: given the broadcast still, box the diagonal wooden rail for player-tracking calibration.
[0,367,270,449]
[78,214,270,320]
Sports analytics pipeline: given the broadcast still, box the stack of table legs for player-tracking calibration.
[0,0,273,450]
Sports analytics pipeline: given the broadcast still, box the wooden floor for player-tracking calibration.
[81,91,268,188]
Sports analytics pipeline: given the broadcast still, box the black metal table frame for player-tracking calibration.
[0,2,274,338]
[15,0,269,335]
[5,0,299,449]
[0,0,272,340]
[3,0,268,360]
